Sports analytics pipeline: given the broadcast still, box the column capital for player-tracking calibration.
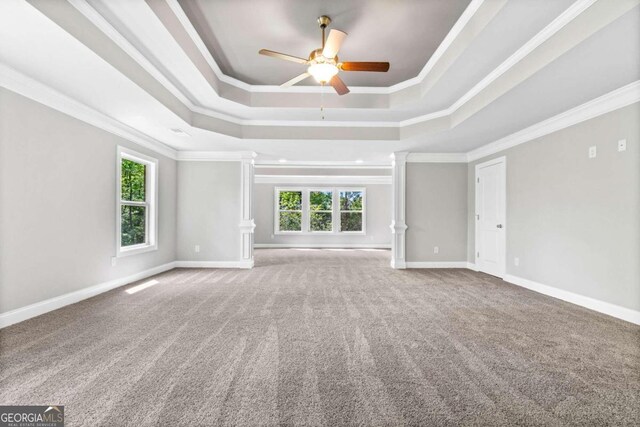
[391,152,409,165]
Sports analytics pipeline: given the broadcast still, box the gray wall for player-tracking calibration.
[176,161,241,261]
[254,183,391,247]
[0,88,177,313]
[406,163,468,262]
[468,103,640,311]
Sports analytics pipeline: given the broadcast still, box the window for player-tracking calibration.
[340,190,364,232]
[277,190,303,232]
[275,187,365,234]
[309,190,333,232]
[117,147,158,256]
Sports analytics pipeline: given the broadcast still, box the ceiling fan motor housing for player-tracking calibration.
[309,48,338,64]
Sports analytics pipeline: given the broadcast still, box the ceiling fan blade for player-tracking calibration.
[339,62,390,72]
[281,72,311,87]
[322,29,347,59]
[259,49,308,64]
[329,75,350,96]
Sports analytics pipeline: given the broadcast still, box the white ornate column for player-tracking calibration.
[390,152,408,269]
[239,152,256,268]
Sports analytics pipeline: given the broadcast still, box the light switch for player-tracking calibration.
[618,139,627,152]
[434,246,439,254]
[588,146,597,158]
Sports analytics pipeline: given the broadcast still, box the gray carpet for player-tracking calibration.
[1,249,638,426]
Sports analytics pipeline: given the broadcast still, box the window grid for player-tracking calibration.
[274,187,365,235]
[116,146,158,257]
[309,189,333,233]
[338,190,364,233]
[276,189,303,233]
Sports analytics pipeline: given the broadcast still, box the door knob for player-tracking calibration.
[496,224,503,228]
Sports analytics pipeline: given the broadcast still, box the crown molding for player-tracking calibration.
[68,0,195,110]
[467,80,640,162]
[0,63,178,160]
[3,60,635,167]
[255,175,391,185]
[60,0,611,135]
[407,153,468,163]
[448,0,598,114]
[388,0,486,93]
[165,0,485,95]
[255,162,392,169]
[176,151,257,161]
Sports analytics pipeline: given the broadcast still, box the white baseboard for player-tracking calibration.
[406,261,469,268]
[0,261,177,329]
[174,260,254,269]
[390,259,406,269]
[503,274,640,325]
[466,262,478,271]
[254,243,391,249]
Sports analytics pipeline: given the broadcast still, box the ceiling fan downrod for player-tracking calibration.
[318,15,331,49]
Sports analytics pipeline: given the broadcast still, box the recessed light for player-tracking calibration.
[278,159,287,163]
[170,128,190,137]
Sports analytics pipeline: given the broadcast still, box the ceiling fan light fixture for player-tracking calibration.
[308,63,338,84]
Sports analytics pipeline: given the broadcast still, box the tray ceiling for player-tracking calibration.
[0,0,637,163]
[178,0,472,87]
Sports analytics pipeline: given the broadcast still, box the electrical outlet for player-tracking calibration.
[434,246,439,254]
[111,256,117,267]
[194,245,200,253]
[588,146,597,158]
[618,139,627,152]
[514,257,519,266]
[271,234,275,239]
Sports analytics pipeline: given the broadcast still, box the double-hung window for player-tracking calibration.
[339,190,364,232]
[309,190,333,232]
[275,187,365,234]
[117,147,158,256]
[277,189,303,232]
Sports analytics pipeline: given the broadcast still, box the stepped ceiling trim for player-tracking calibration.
[52,0,629,143]
[3,61,635,165]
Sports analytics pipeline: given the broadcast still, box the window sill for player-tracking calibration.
[117,243,158,257]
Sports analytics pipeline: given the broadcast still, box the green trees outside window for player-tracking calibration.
[310,191,333,232]
[340,191,363,232]
[278,190,302,231]
[276,188,364,233]
[121,159,147,246]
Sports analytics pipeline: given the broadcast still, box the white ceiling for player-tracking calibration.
[178,0,472,87]
[0,0,638,163]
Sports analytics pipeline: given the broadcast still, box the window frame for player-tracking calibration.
[274,188,304,234]
[116,146,158,257]
[337,187,366,234]
[274,187,365,235]
[308,188,334,234]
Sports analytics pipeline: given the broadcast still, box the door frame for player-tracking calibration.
[474,156,506,277]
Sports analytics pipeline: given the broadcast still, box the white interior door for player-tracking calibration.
[475,157,506,277]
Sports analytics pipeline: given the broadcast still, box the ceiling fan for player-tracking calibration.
[259,15,390,95]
